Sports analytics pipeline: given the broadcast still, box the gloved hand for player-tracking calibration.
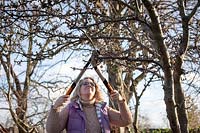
[110,90,124,102]
[53,95,70,109]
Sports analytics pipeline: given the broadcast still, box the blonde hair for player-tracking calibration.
[70,77,104,102]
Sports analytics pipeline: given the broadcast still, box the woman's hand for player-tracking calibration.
[53,95,70,109]
[110,90,124,102]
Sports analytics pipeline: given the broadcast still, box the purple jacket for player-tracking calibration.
[66,101,110,133]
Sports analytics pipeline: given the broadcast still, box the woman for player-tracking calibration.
[46,77,133,133]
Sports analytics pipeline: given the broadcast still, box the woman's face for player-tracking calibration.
[80,78,96,100]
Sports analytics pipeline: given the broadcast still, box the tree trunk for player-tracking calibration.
[16,96,28,133]
[107,61,124,109]
[163,75,181,133]
[141,1,181,132]
[163,64,181,133]
[133,99,139,133]
[174,56,188,133]
[107,60,126,133]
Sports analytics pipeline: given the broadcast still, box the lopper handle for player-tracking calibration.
[93,66,114,93]
[102,80,114,93]
[65,82,76,95]
[65,58,92,95]
[91,51,114,93]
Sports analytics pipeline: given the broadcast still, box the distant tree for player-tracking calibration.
[186,96,200,129]
[0,0,77,132]
[138,114,151,130]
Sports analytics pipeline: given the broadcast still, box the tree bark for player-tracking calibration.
[141,0,181,132]
[163,69,180,133]
[174,56,188,133]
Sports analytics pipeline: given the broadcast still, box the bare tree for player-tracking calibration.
[140,1,200,132]
[68,1,200,132]
[0,0,82,132]
[1,0,200,133]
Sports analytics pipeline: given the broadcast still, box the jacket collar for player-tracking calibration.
[71,100,107,110]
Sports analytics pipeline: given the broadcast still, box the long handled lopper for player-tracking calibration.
[90,51,114,93]
[65,50,114,95]
[65,56,92,95]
